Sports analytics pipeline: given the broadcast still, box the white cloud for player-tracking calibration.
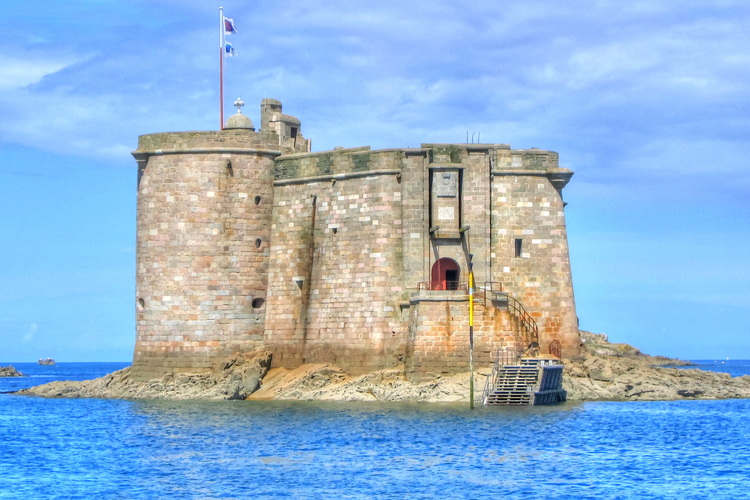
[0,54,86,91]
[22,323,37,343]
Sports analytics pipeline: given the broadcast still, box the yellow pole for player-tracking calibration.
[469,269,475,409]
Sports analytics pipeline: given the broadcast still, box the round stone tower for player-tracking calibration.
[130,99,309,380]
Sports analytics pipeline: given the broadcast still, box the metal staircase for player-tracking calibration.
[413,280,566,405]
[482,356,566,406]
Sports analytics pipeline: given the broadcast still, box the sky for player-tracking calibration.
[1,0,748,362]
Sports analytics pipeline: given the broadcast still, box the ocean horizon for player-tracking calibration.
[2,360,749,498]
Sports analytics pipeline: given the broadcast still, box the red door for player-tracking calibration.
[431,258,460,290]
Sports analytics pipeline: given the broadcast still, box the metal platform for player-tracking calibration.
[482,357,566,406]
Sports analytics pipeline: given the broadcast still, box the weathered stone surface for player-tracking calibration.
[131,100,581,381]
[246,364,474,403]
[0,365,25,377]
[562,331,750,401]
[18,351,271,400]
[16,331,750,403]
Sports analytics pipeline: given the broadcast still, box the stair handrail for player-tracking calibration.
[505,294,539,350]
[475,285,539,352]
[548,339,562,359]
[478,282,503,306]
[481,351,500,405]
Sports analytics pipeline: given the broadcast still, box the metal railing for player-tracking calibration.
[475,282,502,305]
[416,281,508,293]
[416,281,506,293]
[417,281,468,291]
[481,366,495,405]
[414,280,539,353]
[481,347,522,404]
[494,346,521,366]
[506,295,539,348]
[548,339,562,359]
[414,278,543,358]
[479,281,504,293]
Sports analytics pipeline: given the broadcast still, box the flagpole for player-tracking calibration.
[219,6,225,130]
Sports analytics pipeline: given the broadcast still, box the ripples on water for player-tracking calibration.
[1,363,749,499]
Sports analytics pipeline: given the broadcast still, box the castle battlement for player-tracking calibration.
[130,99,579,381]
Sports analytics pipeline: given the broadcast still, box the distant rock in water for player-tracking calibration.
[38,358,55,366]
[0,365,25,377]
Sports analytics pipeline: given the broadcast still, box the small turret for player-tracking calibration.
[224,97,254,130]
[260,98,311,153]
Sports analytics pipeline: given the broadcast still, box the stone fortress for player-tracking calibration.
[131,98,580,382]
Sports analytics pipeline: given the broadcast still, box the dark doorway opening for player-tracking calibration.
[445,270,459,290]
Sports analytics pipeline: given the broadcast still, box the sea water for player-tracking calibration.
[1,362,749,499]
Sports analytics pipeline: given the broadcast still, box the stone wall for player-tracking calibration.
[265,150,409,374]
[406,295,518,381]
[131,130,278,380]
[399,151,432,289]
[131,113,581,380]
[423,145,495,289]
[489,149,579,357]
[273,146,393,181]
[261,143,579,375]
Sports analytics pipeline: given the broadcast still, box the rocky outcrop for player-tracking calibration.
[19,351,272,400]
[17,332,750,402]
[20,353,473,403]
[247,364,472,403]
[0,365,25,377]
[563,331,750,401]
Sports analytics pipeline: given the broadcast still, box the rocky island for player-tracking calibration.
[18,331,750,403]
[22,99,747,405]
[0,366,25,377]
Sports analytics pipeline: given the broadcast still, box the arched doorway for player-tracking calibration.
[431,258,460,290]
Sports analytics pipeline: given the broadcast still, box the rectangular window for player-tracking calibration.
[514,238,523,258]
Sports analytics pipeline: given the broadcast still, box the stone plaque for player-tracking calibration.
[436,171,457,197]
[438,206,455,221]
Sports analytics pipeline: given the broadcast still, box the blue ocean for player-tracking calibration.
[2,361,750,499]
